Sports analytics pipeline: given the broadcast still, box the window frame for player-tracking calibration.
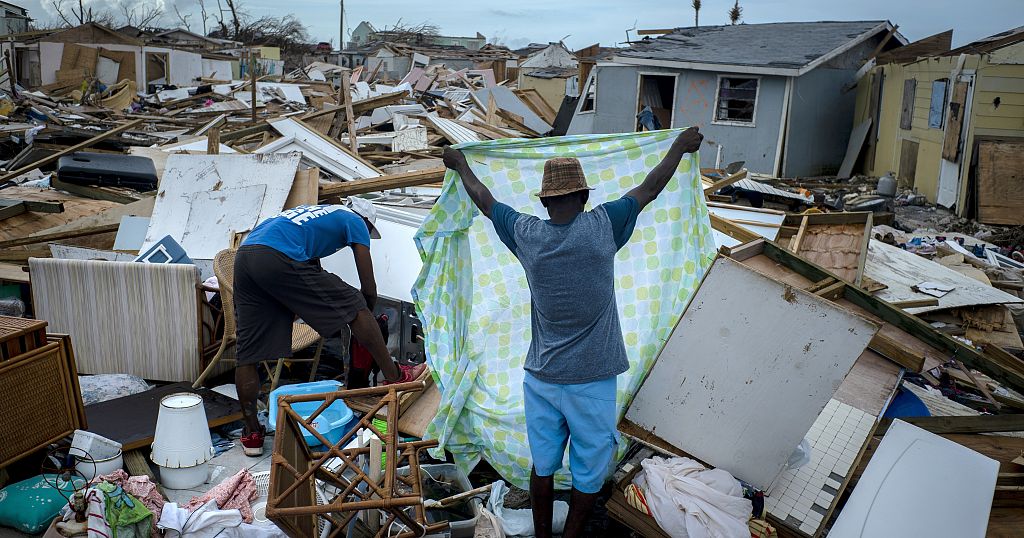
[576,71,597,114]
[928,78,949,130]
[712,74,761,128]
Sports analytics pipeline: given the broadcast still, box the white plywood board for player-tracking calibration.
[866,240,1023,313]
[142,153,300,259]
[180,186,267,258]
[472,86,552,135]
[265,118,380,180]
[829,420,997,538]
[623,256,879,489]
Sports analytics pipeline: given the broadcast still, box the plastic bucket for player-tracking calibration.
[151,393,215,469]
[75,449,123,481]
[160,462,209,490]
[70,430,122,460]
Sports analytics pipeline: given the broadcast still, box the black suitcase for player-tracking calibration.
[57,152,158,191]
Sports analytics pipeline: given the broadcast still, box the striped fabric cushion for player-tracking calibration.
[30,258,202,382]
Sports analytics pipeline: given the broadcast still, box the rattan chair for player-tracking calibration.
[192,249,325,390]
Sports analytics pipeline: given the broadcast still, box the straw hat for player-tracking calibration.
[535,157,594,198]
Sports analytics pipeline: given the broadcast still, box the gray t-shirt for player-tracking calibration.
[489,197,640,384]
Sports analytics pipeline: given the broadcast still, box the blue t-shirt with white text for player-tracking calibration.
[243,204,370,261]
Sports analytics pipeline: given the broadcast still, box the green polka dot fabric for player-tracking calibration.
[412,129,716,489]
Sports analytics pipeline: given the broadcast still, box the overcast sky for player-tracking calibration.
[24,0,1021,51]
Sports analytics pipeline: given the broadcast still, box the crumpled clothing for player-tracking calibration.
[92,469,166,534]
[184,469,258,523]
[633,456,752,538]
[412,130,715,488]
[96,482,152,538]
[158,501,286,538]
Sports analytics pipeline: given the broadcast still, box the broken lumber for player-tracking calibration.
[877,414,1024,435]
[0,119,144,183]
[318,167,446,199]
[868,333,926,372]
[0,200,64,221]
[0,222,120,249]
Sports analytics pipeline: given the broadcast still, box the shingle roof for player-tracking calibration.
[618,21,889,71]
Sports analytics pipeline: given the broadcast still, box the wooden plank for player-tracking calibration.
[84,382,242,452]
[898,139,919,188]
[0,248,50,263]
[318,167,447,199]
[340,76,358,152]
[900,78,916,130]
[942,81,969,161]
[877,415,1024,435]
[702,169,748,195]
[0,120,144,183]
[868,332,926,371]
[977,141,1024,226]
[0,222,121,249]
[889,297,940,309]
[709,213,760,244]
[49,177,148,204]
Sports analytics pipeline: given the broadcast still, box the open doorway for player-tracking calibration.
[636,73,676,131]
[145,52,169,90]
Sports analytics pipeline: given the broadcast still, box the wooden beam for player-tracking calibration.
[0,248,51,263]
[889,298,940,309]
[637,28,675,35]
[0,200,64,221]
[0,119,144,183]
[702,169,748,195]
[206,126,221,155]
[318,167,446,199]
[868,332,926,371]
[340,75,358,153]
[0,223,120,249]
[49,177,148,204]
[709,213,760,244]
[814,281,846,301]
[877,414,1024,435]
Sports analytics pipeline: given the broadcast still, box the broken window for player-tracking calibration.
[636,74,676,130]
[929,78,948,129]
[715,76,758,124]
[579,72,596,112]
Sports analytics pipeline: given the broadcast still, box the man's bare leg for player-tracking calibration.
[235,363,261,433]
[349,308,400,381]
[530,468,554,538]
[562,487,599,538]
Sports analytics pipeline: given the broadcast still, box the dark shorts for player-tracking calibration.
[234,245,367,365]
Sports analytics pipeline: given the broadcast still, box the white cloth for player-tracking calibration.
[633,457,752,538]
[157,500,285,538]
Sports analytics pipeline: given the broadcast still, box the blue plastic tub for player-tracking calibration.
[883,386,931,419]
[269,381,354,447]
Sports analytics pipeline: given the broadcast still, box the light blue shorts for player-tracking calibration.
[523,371,619,494]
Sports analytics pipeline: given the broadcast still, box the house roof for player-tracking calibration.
[944,25,1024,56]
[524,66,578,79]
[0,1,28,15]
[615,21,902,76]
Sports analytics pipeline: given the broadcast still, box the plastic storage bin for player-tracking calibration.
[397,463,481,538]
[269,381,354,447]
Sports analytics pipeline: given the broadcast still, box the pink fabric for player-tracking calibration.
[185,469,259,523]
[91,469,166,538]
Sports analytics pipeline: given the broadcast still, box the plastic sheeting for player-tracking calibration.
[412,130,715,488]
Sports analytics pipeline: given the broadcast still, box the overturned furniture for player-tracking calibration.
[267,381,448,538]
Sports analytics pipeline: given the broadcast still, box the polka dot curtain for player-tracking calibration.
[412,129,716,489]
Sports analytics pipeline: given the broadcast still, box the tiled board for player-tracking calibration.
[765,399,875,536]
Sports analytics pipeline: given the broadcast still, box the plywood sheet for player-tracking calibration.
[977,141,1024,226]
[829,420,997,538]
[143,153,300,259]
[623,257,879,489]
[837,118,870,179]
[866,240,1023,313]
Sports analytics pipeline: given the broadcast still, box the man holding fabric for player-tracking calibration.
[442,126,704,537]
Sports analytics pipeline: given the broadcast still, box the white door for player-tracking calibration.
[936,72,975,208]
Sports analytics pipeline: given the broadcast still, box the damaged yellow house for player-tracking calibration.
[854,26,1024,224]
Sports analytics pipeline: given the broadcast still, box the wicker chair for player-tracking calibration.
[192,249,324,390]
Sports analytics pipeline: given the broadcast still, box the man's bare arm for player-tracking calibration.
[443,147,497,218]
[351,243,377,310]
[626,127,704,210]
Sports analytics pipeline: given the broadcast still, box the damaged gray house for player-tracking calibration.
[568,21,906,176]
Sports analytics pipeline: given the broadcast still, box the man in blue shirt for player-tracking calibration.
[233,198,426,456]
[441,127,703,537]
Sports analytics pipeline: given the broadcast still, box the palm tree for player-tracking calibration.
[729,1,743,25]
[692,0,701,27]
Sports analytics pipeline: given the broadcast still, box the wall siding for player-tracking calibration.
[569,64,786,173]
[855,51,1024,209]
